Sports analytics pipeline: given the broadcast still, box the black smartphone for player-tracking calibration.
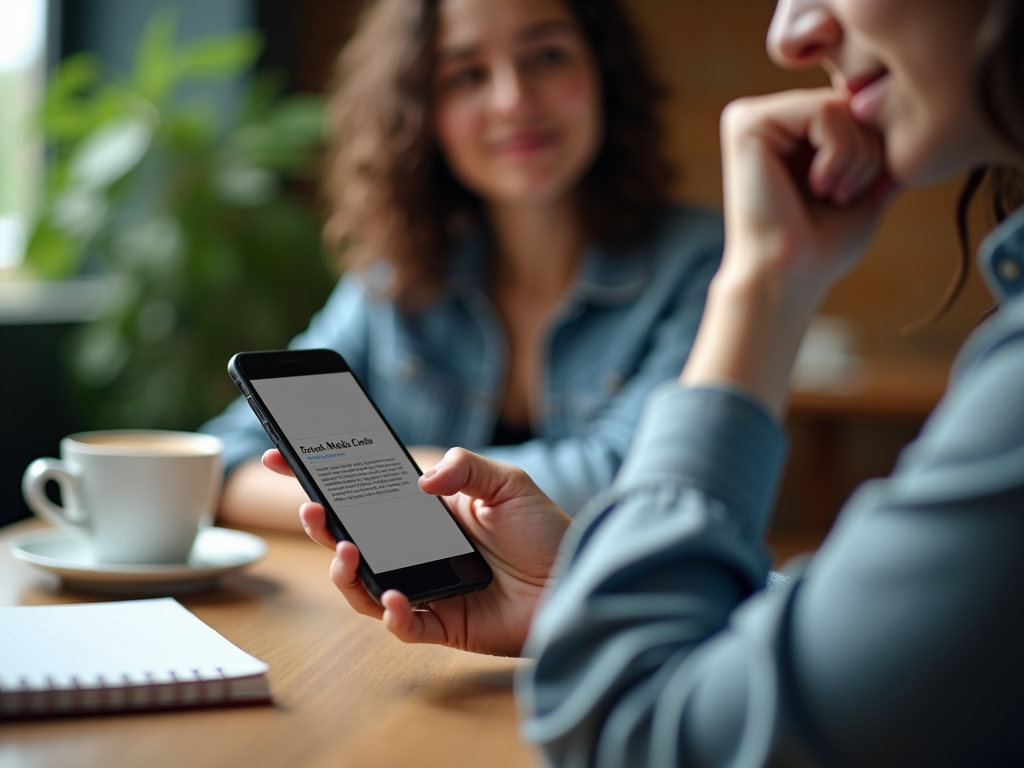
[227,349,492,606]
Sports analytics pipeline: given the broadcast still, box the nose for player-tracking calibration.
[767,0,842,69]
[491,62,528,115]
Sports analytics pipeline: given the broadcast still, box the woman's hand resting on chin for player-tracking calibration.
[262,447,572,657]
[720,87,896,290]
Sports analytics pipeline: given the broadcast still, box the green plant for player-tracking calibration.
[27,9,335,429]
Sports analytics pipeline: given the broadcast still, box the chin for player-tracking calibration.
[883,119,989,188]
[490,176,578,206]
[885,140,962,188]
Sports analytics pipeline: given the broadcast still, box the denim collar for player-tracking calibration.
[572,241,649,305]
[446,226,649,307]
[979,204,1024,301]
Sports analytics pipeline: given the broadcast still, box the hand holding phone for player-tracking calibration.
[230,349,494,606]
[266,446,572,657]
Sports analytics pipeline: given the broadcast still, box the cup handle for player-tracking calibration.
[22,458,89,529]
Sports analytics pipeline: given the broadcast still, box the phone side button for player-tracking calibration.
[259,423,280,447]
[246,396,278,445]
[246,396,267,423]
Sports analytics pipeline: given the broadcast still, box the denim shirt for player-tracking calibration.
[200,206,723,514]
[519,206,1024,767]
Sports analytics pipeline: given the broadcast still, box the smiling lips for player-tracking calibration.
[845,69,890,123]
[496,130,555,158]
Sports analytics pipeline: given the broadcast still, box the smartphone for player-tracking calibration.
[228,348,492,606]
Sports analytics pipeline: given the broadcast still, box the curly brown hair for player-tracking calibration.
[322,0,672,307]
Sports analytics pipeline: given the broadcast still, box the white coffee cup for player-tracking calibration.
[22,430,224,565]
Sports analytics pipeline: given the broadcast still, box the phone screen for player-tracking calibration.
[249,372,473,574]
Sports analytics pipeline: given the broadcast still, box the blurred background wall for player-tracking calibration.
[3,0,993,552]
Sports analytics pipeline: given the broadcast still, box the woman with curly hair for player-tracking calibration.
[203,0,723,527]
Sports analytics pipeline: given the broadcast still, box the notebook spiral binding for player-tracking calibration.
[0,667,264,719]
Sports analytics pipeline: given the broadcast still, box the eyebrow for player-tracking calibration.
[436,19,579,63]
[517,19,578,42]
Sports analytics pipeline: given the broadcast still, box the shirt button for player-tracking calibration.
[996,257,1022,283]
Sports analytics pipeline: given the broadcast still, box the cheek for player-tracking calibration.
[540,67,603,168]
[549,69,601,135]
[837,0,900,34]
[885,79,980,185]
[433,98,483,170]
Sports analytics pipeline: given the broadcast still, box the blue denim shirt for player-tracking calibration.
[519,206,1024,767]
[201,205,723,514]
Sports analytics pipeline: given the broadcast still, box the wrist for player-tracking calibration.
[713,247,830,319]
[681,261,823,417]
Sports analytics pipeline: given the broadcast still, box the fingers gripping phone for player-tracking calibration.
[228,349,492,606]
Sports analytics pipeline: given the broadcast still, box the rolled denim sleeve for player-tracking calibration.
[519,303,1024,767]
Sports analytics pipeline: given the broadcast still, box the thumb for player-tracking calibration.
[418,448,540,505]
[262,449,294,477]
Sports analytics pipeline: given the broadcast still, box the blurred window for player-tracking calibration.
[0,0,47,269]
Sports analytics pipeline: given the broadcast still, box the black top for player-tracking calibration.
[491,419,534,447]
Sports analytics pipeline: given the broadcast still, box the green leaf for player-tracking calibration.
[25,218,80,278]
[181,31,262,79]
[229,96,325,170]
[241,70,286,121]
[39,53,103,140]
[46,53,102,104]
[68,115,153,191]
[164,108,216,152]
[267,97,325,143]
[132,8,182,104]
[212,162,276,206]
[41,86,136,146]
[34,8,335,432]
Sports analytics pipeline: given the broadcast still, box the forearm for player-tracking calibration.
[217,458,309,532]
[681,90,891,420]
[681,262,821,418]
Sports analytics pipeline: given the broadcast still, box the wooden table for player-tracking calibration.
[0,519,533,768]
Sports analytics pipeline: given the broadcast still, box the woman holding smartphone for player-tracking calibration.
[202,0,723,527]
[285,0,1024,763]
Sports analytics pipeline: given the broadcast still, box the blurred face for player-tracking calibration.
[767,0,1015,185]
[431,0,602,205]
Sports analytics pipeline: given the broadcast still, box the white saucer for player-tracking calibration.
[9,527,267,595]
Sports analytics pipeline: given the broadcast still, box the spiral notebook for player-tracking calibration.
[0,598,271,719]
